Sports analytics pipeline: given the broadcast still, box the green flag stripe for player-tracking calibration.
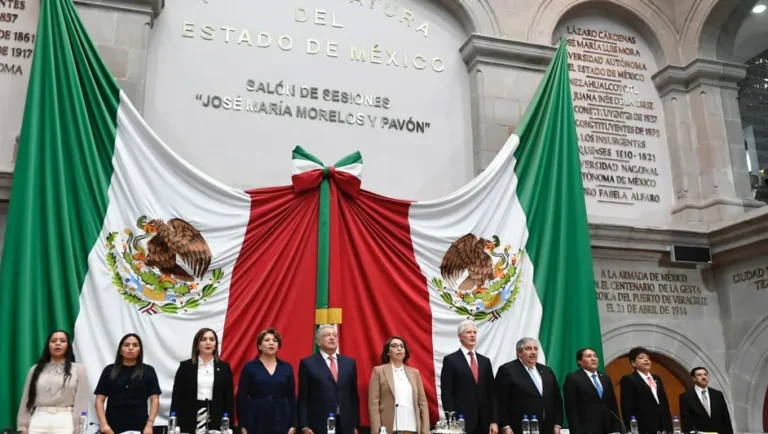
[334,151,363,168]
[292,145,324,166]
[0,0,120,426]
[513,39,603,406]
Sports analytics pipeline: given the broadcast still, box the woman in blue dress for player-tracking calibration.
[237,328,296,434]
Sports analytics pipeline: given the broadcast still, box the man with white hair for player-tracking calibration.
[496,337,563,434]
[298,325,360,434]
[440,319,498,434]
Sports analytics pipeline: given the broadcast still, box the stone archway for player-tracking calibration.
[728,315,768,433]
[601,322,730,400]
[435,0,501,37]
[605,351,690,420]
[526,0,680,67]
[685,0,762,63]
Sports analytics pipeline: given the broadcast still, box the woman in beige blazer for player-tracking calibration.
[368,336,430,434]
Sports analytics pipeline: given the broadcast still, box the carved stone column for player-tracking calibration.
[73,0,164,113]
[653,59,764,224]
[459,34,555,175]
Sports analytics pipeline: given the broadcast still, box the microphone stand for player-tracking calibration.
[603,407,628,434]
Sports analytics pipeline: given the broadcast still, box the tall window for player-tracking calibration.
[739,49,768,201]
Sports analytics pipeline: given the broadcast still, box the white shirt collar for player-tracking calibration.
[321,350,337,360]
[636,369,652,378]
[198,356,214,368]
[461,346,475,356]
[695,385,708,394]
[583,369,598,377]
[519,358,537,370]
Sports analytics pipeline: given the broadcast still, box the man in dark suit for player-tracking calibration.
[563,348,620,434]
[679,367,733,434]
[496,337,563,434]
[619,347,672,434]
[298,325,360,434]
[440,320,498,434]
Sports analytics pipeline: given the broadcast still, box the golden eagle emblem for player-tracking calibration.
[105,216,224,315]
[432,233,525,322]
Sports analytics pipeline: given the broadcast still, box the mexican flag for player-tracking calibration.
[0,0,602,428]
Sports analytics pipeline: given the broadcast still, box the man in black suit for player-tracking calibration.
[298,325,360,434]
[440,319,498,434]
[563,348,620,434]
[679,367,733,434]
[496,337,563,434]
[619,347,672,434]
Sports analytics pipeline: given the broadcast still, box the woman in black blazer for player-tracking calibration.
[171,328,235,434]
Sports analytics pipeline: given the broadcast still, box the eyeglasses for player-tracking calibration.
[390,343,405,349]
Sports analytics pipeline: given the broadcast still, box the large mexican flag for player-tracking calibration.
[0,0,602,428]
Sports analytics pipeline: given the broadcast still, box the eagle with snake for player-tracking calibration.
[144,218,212,282]
[439,233,495,292]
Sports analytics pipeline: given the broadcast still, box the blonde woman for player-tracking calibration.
[171,328,234,434]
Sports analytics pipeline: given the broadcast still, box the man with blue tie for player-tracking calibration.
[298,325,360,434]
[563,348,621,434]
[496,337,563,434]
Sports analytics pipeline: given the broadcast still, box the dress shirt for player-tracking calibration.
[197,357,215,401]
[637,370,658,403]
[392,365,417,432]
[695,385,710,415]
[524,362,543,395]
[320,350,341,414]
[460,346,475,367]
[321,350,338,369]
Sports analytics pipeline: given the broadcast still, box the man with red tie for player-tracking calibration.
[298,325,360,434]
[440,320,498,434]
[619,347,672,434]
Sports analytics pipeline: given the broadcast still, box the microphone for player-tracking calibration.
[394,403,399,434]
[602,407,628,434]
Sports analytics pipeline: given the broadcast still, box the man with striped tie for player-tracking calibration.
[563,348,621,434]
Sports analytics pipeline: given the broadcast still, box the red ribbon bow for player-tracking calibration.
[292,166,361,197]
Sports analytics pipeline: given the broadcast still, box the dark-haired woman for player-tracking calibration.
[368,336,429,434]
[237,328,296,434]
[17,330,89,434]
[171,328,235,434]
[94,333,161,434]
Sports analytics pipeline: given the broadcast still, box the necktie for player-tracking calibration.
[329,356,338,382]
[702,390,710,416]
[646,375,656,389]
[469,351,479,383]
[529,367,543,395]
[592,373,604,398]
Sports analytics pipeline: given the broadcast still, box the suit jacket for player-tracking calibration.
[440,349,497,432]
[368,364,430,434]
[496,359,563,434]
[619,372,672,434]
[298,353,360,434]
[679,387,733,434]
[170,359,235,434]
[563,369,620,434]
